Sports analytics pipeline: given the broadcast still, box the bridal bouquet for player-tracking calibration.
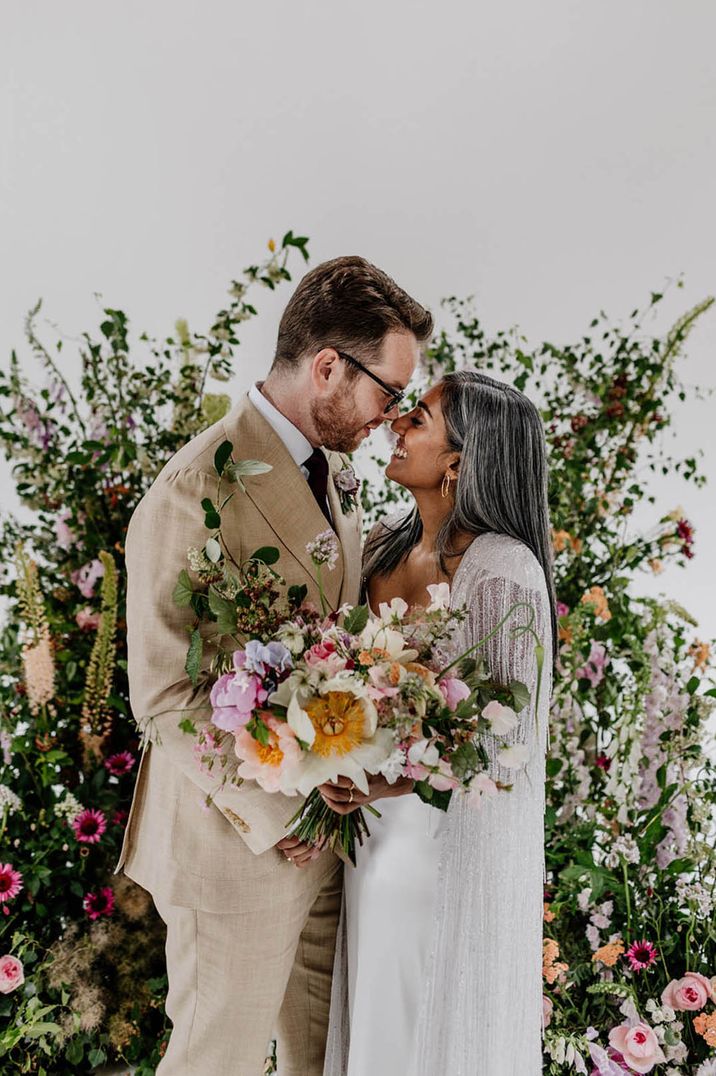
[175,441,543,862]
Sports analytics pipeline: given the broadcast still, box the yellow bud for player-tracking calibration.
[268,238,276,252]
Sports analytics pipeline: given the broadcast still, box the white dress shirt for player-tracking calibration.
[248,382,314,479]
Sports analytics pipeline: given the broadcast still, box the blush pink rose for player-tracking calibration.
[0,954,24,994]
[607,1023,665,1073]
[661,971,715,1011]
[210,670,267,733]
[438,677,471,709]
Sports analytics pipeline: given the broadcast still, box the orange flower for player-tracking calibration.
[648,558,664,575]
[404,662,436,686]
[553,530,582,555]
[358,650,375,666]
[694,1012,716,1048]
[592,939,625,967]
[543,903,556,923]
[581,585,612,622]
[689,640,711,672]
[543,938,569,984]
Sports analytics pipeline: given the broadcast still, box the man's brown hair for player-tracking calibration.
[272,255,433,372]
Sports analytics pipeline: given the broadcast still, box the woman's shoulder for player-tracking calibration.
[456,531,546,593]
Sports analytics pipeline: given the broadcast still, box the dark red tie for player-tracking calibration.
[304,448,332,525]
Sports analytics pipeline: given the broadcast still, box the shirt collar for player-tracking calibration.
[248,382,314,470]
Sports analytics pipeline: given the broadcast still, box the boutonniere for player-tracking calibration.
[333,461,360,515]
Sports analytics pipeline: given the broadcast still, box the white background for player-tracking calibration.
[2,1,714,637]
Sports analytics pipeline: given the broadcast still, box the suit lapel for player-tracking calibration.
[326,456,363,608]
[222,396,346,612]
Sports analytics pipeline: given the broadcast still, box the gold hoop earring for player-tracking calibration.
[441,473,452,499]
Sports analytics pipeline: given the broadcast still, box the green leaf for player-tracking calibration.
[208,589,238,635]
[509,680,530,712]
[546,757,563,778]
[228,459,273,479]
[249,545,280,566]
[179,718,197,736]
[201,497,215,513]
[214,440,233,477]
[344,605,370,635]
[204,510,221,530]
[248,715,270,746]
[173,569,194,607]
[288,583,308,608]
[185,630,203,686]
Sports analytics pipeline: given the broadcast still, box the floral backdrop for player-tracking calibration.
[1,238,715,1074]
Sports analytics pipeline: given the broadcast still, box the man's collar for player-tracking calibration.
[248,382,313,468]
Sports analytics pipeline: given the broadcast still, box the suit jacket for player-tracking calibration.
[116,392,363,910]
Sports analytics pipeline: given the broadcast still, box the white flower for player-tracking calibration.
[276,622,306,656]
[286,693,316,747]
[467,773,498,807]
[482,700,518,736]
[497,743,529,770]
[359,621,418,662]
[379,747,407,783]
[377,597,409,623]
[696,1059,716,1076]
[0,784,21,815]
[425,582,450,612]
[577,887,592,912]
[407,739,440,768]
[54,789,83,825]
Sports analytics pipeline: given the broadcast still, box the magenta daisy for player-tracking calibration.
[625,939,658,971]
[72,807,107,844]
[83,886,115,921]
[0,863,23,904]
[104,750,136,776]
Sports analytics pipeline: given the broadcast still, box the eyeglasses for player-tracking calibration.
[333,349,405,415]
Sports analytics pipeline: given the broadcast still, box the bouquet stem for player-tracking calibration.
[287,789,381,866]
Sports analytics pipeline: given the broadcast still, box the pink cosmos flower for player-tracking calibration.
[71,558,105,599]
[83,886,115,921]
[624,939,658,971]
[661,971,715,1011]
[0,864,23,905]
[72,808,107,844]
[75,607,102,632]
[234,715,302,793]
[0,955,24,994]
[607,1023,665,1073]
[438,677,471,710]
[210,669,268,733]
[104,751,136,776]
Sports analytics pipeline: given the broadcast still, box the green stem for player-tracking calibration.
[623,862,632,939]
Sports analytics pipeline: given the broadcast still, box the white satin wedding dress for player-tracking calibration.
[323,531,552,1076]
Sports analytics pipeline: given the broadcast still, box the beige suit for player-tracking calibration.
[117,393,362,1075]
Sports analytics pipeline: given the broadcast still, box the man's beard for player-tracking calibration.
[310,392,368,453]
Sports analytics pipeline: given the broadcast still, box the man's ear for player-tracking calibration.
[311,347,340,386]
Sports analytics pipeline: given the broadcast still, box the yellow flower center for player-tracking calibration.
[304,692,367,757]
[256,734,283,767]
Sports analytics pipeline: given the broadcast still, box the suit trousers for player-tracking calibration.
[153,852,343,1076]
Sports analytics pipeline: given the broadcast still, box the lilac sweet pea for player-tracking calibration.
[238,640,293,677]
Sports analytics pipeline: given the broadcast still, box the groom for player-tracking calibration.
[116,255,432,1076]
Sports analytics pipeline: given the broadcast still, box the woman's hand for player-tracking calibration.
[317,773,414,815]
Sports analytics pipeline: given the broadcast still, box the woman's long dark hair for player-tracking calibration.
[362,370,558,656]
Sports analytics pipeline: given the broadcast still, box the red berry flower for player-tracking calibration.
[104,751,136,776]
[83,886,115,921]
[72,808,107,844]
[0,863,23,905]
[676,518,695,559]
[625,939,658,971]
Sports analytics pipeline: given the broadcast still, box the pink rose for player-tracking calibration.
[210,670,267,733]
[542,995,553,1028]
[438,677,471,710]
[661,971,715,1011]
[607,1023,665,1073]
[0,954,24,994]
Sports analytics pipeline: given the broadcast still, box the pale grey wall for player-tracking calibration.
[2,0,714,634]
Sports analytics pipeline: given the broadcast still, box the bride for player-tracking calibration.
[318,369,557,1075]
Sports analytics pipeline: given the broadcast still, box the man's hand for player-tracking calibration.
[318,773,414,815]
[276,834,324,868]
